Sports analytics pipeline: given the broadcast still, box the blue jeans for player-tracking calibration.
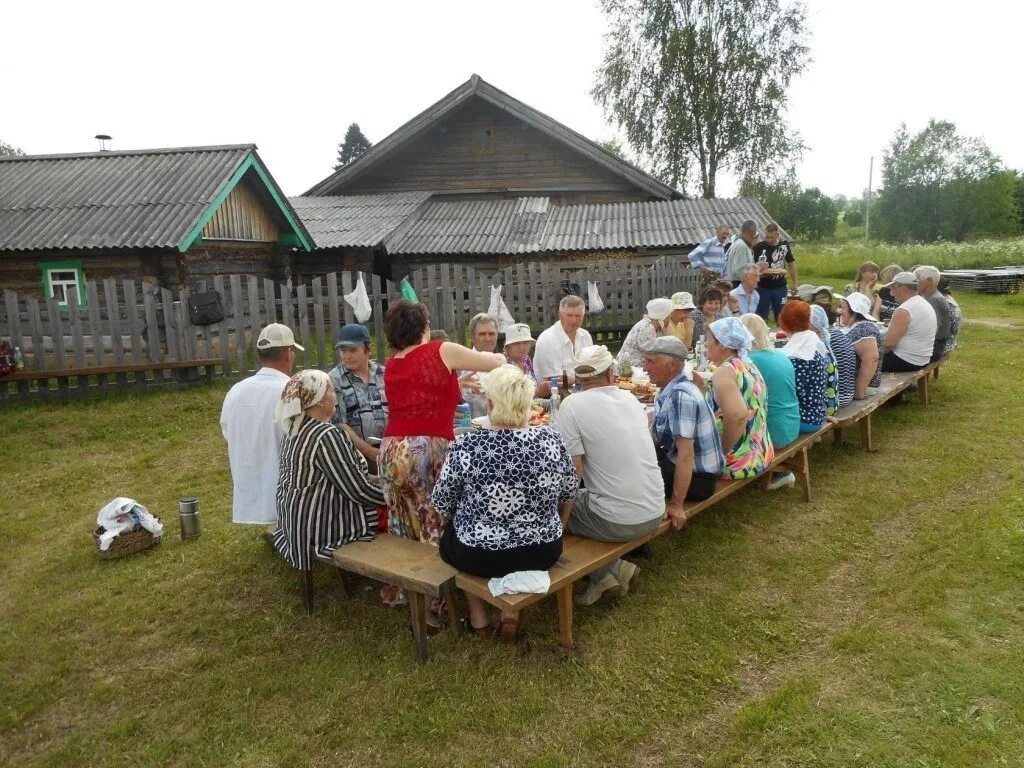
[756,285,788,322]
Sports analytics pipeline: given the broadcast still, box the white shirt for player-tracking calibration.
[556,385,664,525]
[220,367,290,524]
[533,322,593,381]
[891,294,937,366]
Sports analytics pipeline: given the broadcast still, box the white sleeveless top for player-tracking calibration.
[893,295,937,366]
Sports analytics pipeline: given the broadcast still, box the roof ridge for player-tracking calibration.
[0,144,256,162]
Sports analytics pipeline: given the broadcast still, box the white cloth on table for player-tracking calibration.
[488,570,551,597]
[533,322,593,381]
[220,367,290,524]
[96,497,163,550]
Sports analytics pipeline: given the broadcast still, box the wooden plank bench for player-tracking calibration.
[456,426,831,649]
[832,361,942,450]
[325,535,461,664]
[1,359,225,399]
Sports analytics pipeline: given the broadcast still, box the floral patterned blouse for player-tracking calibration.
[706,355,775,479]
[430,427,578,550]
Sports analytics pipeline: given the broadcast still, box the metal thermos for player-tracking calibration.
[179,497,200,540]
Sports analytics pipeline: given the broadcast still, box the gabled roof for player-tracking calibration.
[289,192,432,249]
[304,74,679,200]
[0,145,312,252]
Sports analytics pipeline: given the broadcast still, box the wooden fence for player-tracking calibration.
[0,256,699,403]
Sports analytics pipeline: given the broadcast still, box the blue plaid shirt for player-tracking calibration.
[651,371,725,475]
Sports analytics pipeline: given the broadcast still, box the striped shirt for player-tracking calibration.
[271,418,385,570]
[687,236,729,277]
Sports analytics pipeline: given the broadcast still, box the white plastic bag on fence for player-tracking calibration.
[344,275,372,323]
[587,281,606,313]
[487,284,517,333]
[96,497,163,551]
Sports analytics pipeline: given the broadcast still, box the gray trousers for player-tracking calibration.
[566,489,662,582]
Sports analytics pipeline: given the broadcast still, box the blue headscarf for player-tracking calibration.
[708,316,754,359]
[810,305,837,363]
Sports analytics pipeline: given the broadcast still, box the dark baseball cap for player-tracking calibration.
[335,324,370,349]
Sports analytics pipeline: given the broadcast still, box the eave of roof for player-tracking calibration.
[303,74,679,200]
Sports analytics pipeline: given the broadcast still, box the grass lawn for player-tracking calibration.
[3,291,1023,767]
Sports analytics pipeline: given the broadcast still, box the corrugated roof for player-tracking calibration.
[385,196,785,255]
[0,145,254,251]
[288,192,432,249]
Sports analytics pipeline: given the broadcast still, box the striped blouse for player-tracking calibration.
[271,417,386,570]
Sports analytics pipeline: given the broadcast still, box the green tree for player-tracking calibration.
[0,140,25,157]
[876,120,1018,242]
[333,123,372,171]
[741,175,838,240]
[593,0,809,197]
[599,138,625,159]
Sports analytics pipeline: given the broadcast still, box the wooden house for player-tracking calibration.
[0,145,312,304]
[293,75,782,277]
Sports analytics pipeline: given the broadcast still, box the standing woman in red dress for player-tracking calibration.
[378,301,504,604]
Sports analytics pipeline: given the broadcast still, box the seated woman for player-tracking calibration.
[838,292,883,400]
[811,304,854,411]
[270,369,386,574]
[843,260,883,318]
[692,287,726,342]
[779,301,831,433]
[502,322,551,398]
[431,365,578,643]
[696,317,774,479]
[876,264,904,321]
[665,291,697,348]
[938,278,962,356]
[616,298,673,368]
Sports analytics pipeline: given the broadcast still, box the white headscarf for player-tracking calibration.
[782,330,829,362]
[708,317,754,358]
[275,369,331,437]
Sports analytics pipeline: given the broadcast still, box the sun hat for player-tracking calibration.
[503,323,534,346]
[573,345,615,378]
[646,297,674,321]
[813,285,835,299]
[257,323,304,351]
[670,291,697,311]
[885,271,919,288]
[842,291,877,321]
[642,336,689,361]
[794,284,817,300]
[335,323,370,349]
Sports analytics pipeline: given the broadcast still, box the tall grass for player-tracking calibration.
[799,237,1024,280]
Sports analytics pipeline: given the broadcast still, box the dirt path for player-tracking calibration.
[963,317,1024,329]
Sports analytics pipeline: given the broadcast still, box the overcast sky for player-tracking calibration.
[5,0,1021,199]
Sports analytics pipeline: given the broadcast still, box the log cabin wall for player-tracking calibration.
[337,97,649,200]
[177,242,290,290]
[0,249,163,298]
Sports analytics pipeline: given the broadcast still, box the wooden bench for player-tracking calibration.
[456,426,830,649]
[832,361,942,450]
[325,535,461,664]
[1,359,224,398]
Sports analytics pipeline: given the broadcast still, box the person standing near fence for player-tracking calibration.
[726,220,758,287]
[220,323,302,526]
[687,224,732,287]
[752,223,798,321]
[533,295,593,384]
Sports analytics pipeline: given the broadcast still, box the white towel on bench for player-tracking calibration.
[487,570,551,597]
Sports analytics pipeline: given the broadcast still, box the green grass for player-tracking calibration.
[799,237,1024,282]
[2,293,1024,766]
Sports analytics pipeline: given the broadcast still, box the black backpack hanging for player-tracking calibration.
[188,290,225,326]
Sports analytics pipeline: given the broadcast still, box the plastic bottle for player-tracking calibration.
[548,376,560,421]
[14,346,24,371]
[696,335,707,371]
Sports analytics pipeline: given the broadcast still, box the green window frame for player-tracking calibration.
[40,260,87,308]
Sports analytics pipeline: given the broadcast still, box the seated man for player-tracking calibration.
[533,295,593,384]
[643,337,725,529]
[556,345,665,606]
[461,312,499,417]
[328,324,387,465]
[914,265,951,361]
[728,264,760,316]
[881,272,937,372]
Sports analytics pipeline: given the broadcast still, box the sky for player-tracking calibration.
[4,0,1021,199]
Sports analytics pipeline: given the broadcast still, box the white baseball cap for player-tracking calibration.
[257,323,304,351]
[503,323,534,346]
[574,345,615,378]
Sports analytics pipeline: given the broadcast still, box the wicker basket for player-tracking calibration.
[94,524,161,560]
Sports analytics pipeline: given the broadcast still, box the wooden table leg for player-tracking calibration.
[832,426,844,446]
[409,591,429,664]
[300,568,314,615]
[556,585,574,649]
[859,414,873,452]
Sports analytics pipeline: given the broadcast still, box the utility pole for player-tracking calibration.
[864,156,873,241]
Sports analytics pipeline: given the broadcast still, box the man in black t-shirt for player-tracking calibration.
[752,223,798,322]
